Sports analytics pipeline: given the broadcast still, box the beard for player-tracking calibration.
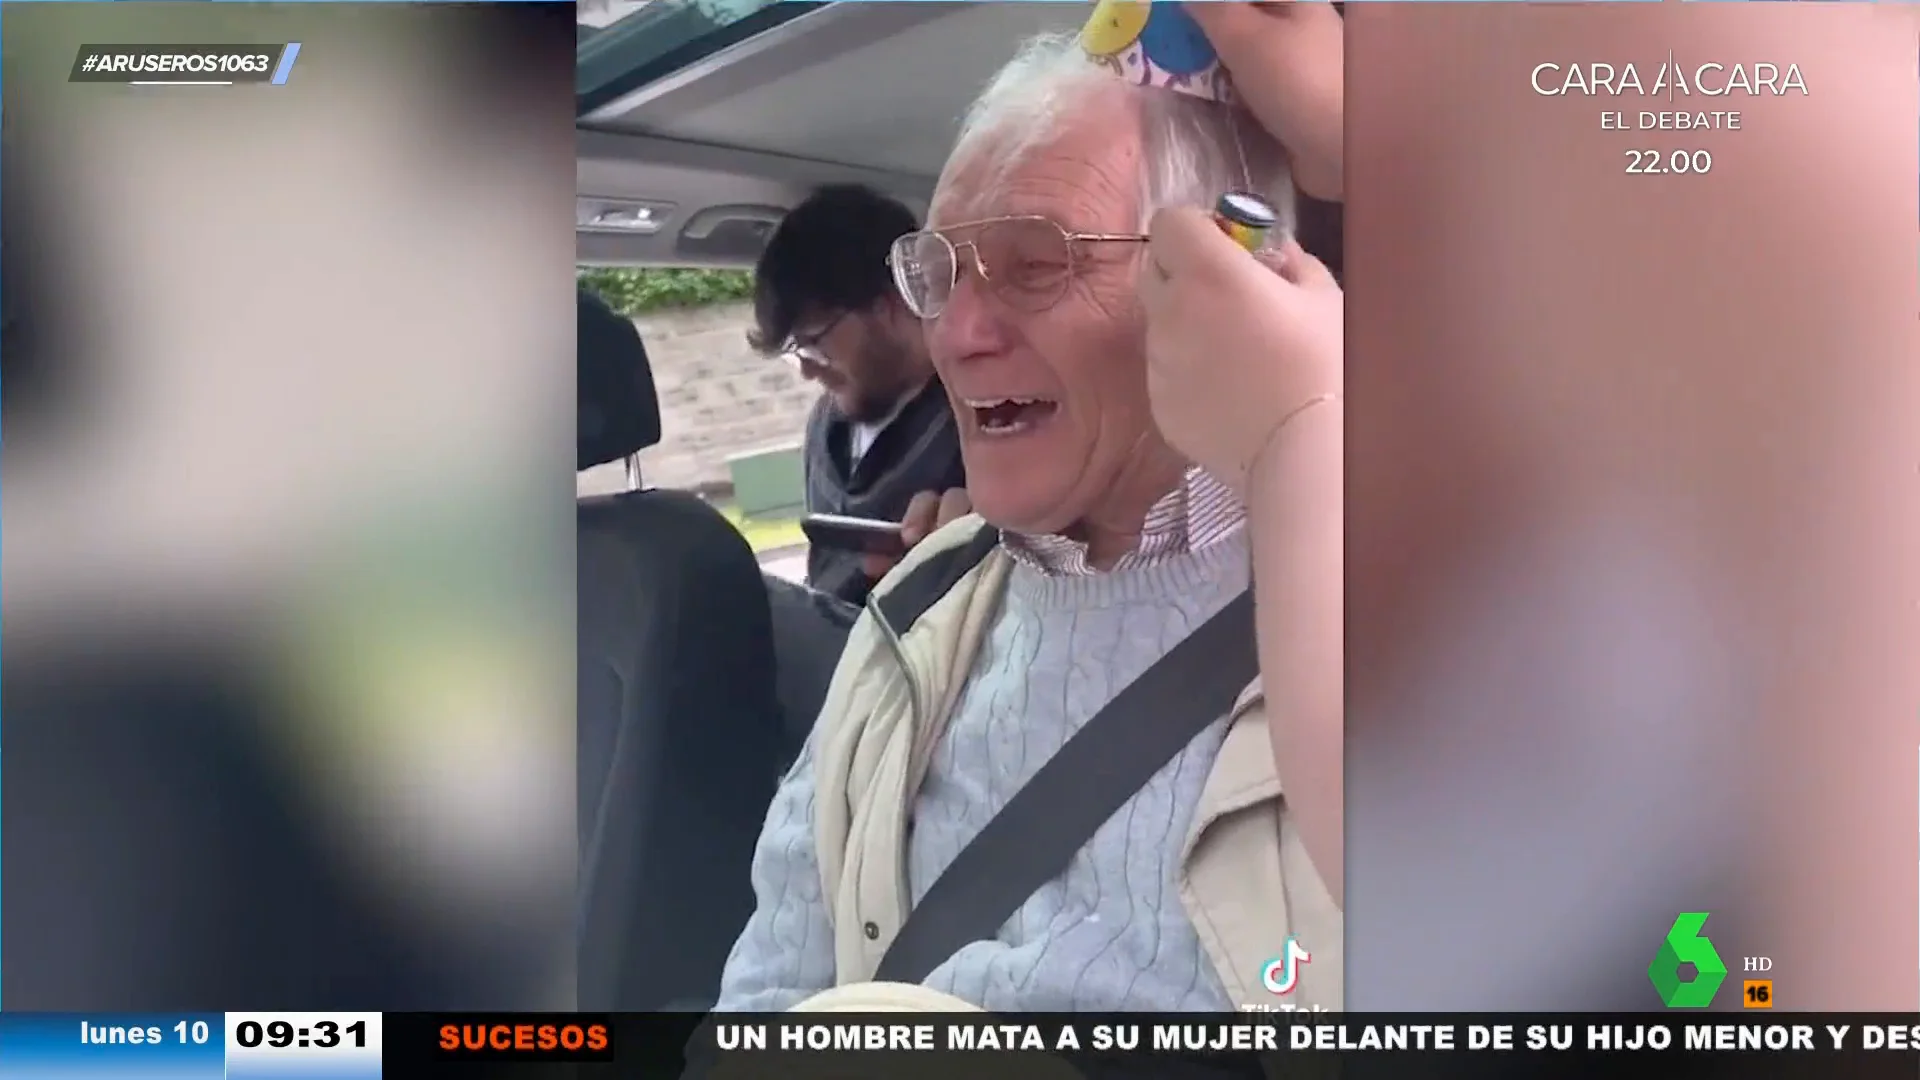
[834,328,919,423]
[838,386,901,424]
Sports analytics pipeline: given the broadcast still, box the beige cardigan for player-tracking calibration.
[800,516,1343,1011]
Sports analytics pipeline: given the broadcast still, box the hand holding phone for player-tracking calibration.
[899,488,973,547]
[801,513,909,557]
[805,489,973,582]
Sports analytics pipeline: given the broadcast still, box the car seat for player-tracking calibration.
[575,287,786,1011]
[763,575,858,763]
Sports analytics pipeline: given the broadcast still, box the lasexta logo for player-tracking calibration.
[1649,911,1727,1008]
[1261,935,1311,995]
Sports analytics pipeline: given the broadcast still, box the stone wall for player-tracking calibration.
[579,300,821,496]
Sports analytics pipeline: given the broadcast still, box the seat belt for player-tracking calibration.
[875,524,1002,634]
[872,589,1259,985]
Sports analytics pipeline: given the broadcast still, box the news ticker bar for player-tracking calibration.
[67,43,303,86]
[14,1013,1920,1078]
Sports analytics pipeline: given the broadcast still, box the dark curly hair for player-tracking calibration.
[747,184,918,355]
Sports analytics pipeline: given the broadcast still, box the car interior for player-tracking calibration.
[576,0,1342,272]
[572,0,1346,1011]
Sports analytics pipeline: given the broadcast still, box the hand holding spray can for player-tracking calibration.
[1213,191,1277,253]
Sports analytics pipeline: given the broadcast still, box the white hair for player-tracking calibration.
[945,32,1294,234]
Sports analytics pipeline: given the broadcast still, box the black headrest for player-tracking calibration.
[578,287,661,471]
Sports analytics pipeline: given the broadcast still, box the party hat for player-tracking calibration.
[1080,0,1233,106]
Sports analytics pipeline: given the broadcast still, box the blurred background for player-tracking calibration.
[2,2,577,1008]
[1342,3,1918,1011]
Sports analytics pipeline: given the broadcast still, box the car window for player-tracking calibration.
[575,265,813,577]
[573,0,839,582]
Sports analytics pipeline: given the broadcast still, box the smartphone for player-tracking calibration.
[801,513,908,557]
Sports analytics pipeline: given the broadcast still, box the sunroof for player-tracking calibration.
[577,0,658,34]
[576,0,821,116]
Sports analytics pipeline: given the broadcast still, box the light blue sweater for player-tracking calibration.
[714,530,1252,1012]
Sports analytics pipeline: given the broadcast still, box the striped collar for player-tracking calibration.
[1002,467,1246,576]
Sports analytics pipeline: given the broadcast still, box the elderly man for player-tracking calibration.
[714,30,1341,1013]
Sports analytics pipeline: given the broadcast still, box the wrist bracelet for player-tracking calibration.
[1245,392,1341,492]
[1276,392,1341,433]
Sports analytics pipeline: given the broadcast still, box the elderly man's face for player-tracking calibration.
[924,96,1177,536]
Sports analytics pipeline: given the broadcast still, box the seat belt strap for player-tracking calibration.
[873,590,1258,985]
[874,524,1002,634]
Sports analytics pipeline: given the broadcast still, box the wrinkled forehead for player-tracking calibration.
[928,148,1001,226]
[929,104,1145,231]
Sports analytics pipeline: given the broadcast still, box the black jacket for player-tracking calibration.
[802,379,967,606]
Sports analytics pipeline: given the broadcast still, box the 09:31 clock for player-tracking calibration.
[235,1018,368,1049]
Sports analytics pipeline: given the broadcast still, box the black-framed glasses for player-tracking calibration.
[781,310,849,368]
[887,215,1150,320]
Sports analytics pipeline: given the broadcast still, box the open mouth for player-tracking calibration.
[965,397,1058,437]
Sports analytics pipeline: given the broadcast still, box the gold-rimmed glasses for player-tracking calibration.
[887,215,1149,319]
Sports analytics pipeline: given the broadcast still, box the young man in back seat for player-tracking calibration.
[749,184,967,608]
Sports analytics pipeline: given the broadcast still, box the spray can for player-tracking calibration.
[1212,191,1276,252]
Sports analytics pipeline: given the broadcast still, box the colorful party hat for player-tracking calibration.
[1080,0,1233,106]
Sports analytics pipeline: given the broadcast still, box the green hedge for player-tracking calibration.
[577,267,754,315]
